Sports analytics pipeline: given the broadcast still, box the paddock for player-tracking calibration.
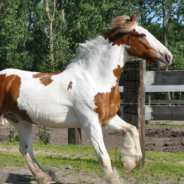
[0,124,184,183]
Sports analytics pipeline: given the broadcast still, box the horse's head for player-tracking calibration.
[104,12,173,67]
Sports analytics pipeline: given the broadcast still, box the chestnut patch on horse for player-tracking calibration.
[94,65,122,126]
[33,72,62,86]
[0,74,33,123]
[104,28,159,65]
[125,30,158,65]
[67,81,73,91]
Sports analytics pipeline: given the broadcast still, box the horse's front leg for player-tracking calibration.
[8,120,56,184]
[75,109,124,184]
[106,115,142,173]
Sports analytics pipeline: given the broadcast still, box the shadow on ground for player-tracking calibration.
[0,170,76,184]
[0,171,33,184]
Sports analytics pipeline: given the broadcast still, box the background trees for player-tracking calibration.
[0,0,183,73]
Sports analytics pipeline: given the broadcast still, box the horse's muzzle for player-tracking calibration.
[165,52,173,65]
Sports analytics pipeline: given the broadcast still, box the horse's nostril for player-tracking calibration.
[165,54,171,63]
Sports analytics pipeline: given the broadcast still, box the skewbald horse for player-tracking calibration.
[0,12,172,184]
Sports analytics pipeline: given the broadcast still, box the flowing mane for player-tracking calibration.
[77,36,104,58]
[104,15,138,36]
[67,36,105,67]
[111,15,138,33]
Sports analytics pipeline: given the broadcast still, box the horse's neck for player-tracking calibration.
[69,36,128,92]
[85,39,127,90]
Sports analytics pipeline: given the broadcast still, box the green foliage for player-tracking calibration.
[169,42,184,70]
[38,127,51,145]
[0,0,34,70]
[9,130,19,142]
[0,0,183,74]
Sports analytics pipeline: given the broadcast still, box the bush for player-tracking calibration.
[9,130,19,142]
[38,127,50,145]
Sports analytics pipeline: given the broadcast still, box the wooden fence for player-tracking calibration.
[119,61,184,121]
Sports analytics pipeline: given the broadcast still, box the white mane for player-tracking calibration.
[68,36,105,66]
[78,36,104,58]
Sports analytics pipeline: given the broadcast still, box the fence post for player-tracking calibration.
[68,128,82,145]
[123,59,146,166]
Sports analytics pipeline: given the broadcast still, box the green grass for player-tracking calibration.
[147,124,184,128]
[146,120,184,127]
[0,142,184,183]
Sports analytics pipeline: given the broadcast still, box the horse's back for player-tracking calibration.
[0,68,80,127]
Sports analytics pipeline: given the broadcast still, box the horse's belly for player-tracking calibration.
[29,106,80,128]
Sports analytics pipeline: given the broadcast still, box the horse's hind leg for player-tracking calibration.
[9,120,56,184]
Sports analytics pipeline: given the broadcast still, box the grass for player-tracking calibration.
[0,142,184,183]
[146,120,184,127]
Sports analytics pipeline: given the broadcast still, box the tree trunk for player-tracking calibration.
[61,0,65,22]
[45,0,56,72]
[162,0,168,48]
[162,0,171,101]
[49,21,54,71]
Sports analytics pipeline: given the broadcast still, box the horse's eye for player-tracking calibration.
[139,34,146,38]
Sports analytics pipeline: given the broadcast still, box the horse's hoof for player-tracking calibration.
[46,180,57,184]
[122,155,141,173]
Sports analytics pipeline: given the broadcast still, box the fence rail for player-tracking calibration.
[145,105,184,121]
[119,70,184,92]
[148,100,184,105]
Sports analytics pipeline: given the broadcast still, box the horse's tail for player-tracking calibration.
[0,115,4,125]
[0,71,9,126]
[0,115,8,126]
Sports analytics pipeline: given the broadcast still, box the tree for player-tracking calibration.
[0,0,34,70]
[34,0,71,72]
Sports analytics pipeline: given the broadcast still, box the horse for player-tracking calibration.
[0,12,172,184]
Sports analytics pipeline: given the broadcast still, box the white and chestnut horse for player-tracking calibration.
[0,12,172,184]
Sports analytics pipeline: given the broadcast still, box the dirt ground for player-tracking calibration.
[0,124,184,184]
[1,124,184,152]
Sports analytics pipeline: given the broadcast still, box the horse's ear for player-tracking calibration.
[130,11,138,22]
